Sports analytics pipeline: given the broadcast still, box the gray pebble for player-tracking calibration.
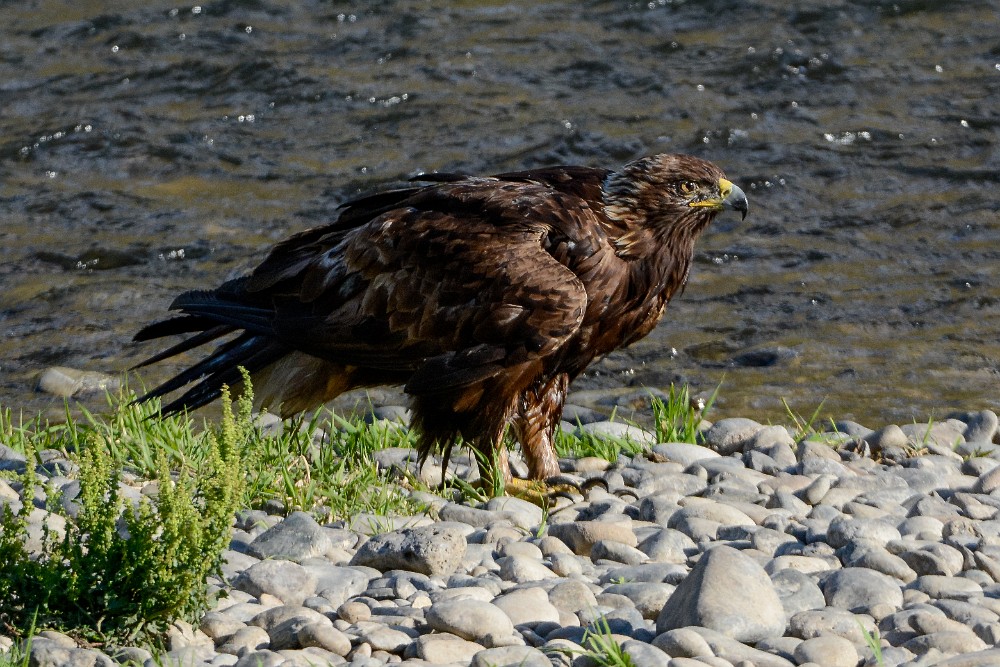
[353,623,415,652]
[497,555,556,582]
[575,421,656,446]
[603,582,674,619]
[910,575,983,600]
[837,543,916,583]
[547,579,600,614]
[411,632,483,663]
[637,528,697,563]
[621,639,673,667]
[234,651,283,667]
[248,605,331,650]
[900,542,965,577]
[826,515,901,548]
[590,539,648,565]
[790,607,876,643]
[657,625,795,667]
[217,626,270,657]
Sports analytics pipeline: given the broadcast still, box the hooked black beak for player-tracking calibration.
[687,177,749,220]
[719,178,749,221]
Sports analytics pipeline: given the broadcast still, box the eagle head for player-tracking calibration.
[603,153,748,246]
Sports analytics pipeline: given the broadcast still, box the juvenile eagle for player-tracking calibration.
[133,153,748,482]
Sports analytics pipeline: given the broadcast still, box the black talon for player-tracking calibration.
[548,490,580,503]
[613,488,639,501]
[580,477,610,493]
[543,474,586,494]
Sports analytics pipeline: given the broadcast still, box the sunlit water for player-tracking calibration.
[2,0,999,426]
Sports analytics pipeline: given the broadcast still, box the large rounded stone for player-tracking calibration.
[826,515,901,548]
[350,524,467,576]
[247,511,333,561]
[248,605,332,651]
[547,520,638,556]
[822,567,903,614]
[234,560,318,606]
[793,635,859,667]
[656,545,786,642]
[425,599,516,647]
[414,633,484,663]
[704,418,764,455]
[470,645,550,667]
[492,587,561,626]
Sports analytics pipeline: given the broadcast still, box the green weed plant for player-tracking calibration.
[0,387,247,646]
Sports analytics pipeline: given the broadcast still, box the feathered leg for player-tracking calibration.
[511,374,568,480]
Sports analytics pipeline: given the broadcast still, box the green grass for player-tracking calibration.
[0,385,248,647]
[553,384,712,464]
[554,426,646,463]
[0,381,715,655]
[858,621,885,667]
[0,376,424,650]
[549,614,636,667]
[781,396,827,441]
[651,382,716,444]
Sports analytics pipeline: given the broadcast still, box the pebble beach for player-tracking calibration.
[5,394,1000,667]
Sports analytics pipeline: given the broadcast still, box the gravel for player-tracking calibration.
[5,404,1000,667]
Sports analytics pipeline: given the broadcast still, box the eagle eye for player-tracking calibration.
[678,181,697,195]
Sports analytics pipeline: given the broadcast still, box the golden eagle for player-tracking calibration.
[133,153,747,482]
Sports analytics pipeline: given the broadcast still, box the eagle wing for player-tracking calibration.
[155,179,594,401]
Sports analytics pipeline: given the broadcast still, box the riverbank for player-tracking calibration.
[3,393,1000,667]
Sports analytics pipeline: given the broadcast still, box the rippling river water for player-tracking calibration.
[2,0,999,425]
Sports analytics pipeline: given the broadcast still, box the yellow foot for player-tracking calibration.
[503,476,583,507]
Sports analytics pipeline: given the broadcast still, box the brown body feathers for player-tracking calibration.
[133,153,748,481]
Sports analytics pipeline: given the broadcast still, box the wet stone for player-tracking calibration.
[36,366,120,398]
